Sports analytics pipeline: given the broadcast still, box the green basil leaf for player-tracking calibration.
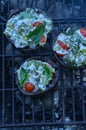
[19,68,28,88]
[43,64,52,79]
[27,24,45,45]
[81,49,86,53]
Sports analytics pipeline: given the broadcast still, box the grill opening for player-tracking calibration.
[0,0,86,129]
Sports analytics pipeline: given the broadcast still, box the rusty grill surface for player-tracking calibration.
[0,0,86,128]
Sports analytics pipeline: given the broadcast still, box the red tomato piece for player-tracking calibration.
[56,53,65,57]
[80,28,86,37]
[41,35,47,45]
[32,22,42,27]
[24,82,35,92]
[58,41,69,50]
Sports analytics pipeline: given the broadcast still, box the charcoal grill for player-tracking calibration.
[0,0,86,129]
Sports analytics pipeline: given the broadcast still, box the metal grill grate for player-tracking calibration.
[0,0,86,128]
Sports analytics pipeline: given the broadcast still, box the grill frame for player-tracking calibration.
[0,0,86,128]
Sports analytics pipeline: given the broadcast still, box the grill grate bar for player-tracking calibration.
[34,0,38,8]
[44,0,47,11]
[32,98,35,123]
[11,46,15,124]
[81,86,85,121]
[1,121,86,127]
[80,0,84,17]
[72,88,75,121]
[80,70,85,121]
[71,0,74,17]
[49,34,53,59]
[0,53,54,57]
[62,0,65,18]
[60,66,65,121]
[7,0,10,17]
[22,95,25,123]
[58,22,61,33]
[0,88,18,91]
[17,0,20,9]
[80,70,83,84]
[2,52,5,124]
[42,98,45,122]
[53,0,56,19]
[51,92,55,122]
[70,70,76,121]
[2,25,5,125]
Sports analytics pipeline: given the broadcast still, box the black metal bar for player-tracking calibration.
[58,22,61,33]
[80,0,84,17]
[42,98,45,122]
[22,95,25,123]
[49,33,53,59]
[62,0,65,18]
[80,69,85,121]
[53,0,56,19]
[72,88,75,121]
[7,0,10,16]
[81,87,85,121]
[70,70,75,122]
[32,98,35,123]
[1,121,86,128]
[2,25,5,125]
[17,0,20,9]
[11,46,15,124]
[51,92,55,122]
[0,53,53,57]
[34,0,38,8]
[71,0,74,17]
[53,19,86,22]
[60,65,65,122]
[0,88,17,91]
[80,70,83,83]
[44,0,47,11]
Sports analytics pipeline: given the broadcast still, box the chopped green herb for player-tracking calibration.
[19,68,28,88]
[27,24,45,45]
[43,64,53,79]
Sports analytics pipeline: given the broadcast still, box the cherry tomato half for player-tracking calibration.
[32,22,42,27]
[80,28,86,37]
[56,53,65,57]
[41,35,47,45]
[24,82,35,92]
[58,41,69,50]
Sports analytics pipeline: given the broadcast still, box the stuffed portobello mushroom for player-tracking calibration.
[53,27,86,68]
[16,58,58,96]
[4,8,52,50]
